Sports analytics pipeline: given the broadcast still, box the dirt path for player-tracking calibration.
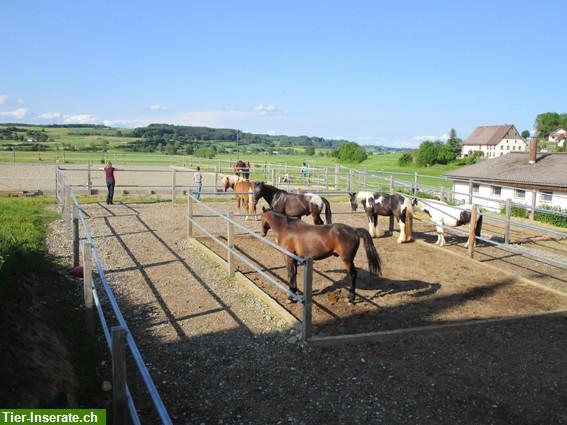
[47,201,567,424]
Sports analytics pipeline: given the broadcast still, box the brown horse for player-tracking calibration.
[261,209,382,304]
[221,175,256,220]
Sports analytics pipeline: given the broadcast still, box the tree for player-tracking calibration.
[416,141,442,166]
[521,130,531,139]
[447,128,462,157]
[331,142,368,163]
[398,152,413,166]
[305,146,315,156]
[535,112,563,137]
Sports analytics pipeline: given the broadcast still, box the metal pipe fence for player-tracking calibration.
[57,169,173,425]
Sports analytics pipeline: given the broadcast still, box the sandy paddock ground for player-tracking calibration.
[38,177,567,424]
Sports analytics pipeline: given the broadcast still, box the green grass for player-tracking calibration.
[0,196,58,287]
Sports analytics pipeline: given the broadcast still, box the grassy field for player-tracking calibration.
[0,196,58,287]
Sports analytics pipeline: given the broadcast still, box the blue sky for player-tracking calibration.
[1,0,566,147]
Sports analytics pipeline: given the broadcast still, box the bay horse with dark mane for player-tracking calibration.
[348,191,413,243]
[254,182,332,225]
[261,209,382,304]
[221,175,256,220]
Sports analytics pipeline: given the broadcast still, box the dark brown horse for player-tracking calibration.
[254,182,332,225]
[261,209,381,304]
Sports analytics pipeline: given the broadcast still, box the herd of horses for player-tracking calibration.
[220,173,483,304]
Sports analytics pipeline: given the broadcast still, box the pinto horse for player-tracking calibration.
[261,209,381,304]
[413,199,483,247]
[254,182,332,225]
[348,192,413,243]
[221,175,256,220]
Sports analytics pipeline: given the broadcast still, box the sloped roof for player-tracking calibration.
[444,152,567,188]
[463,124,518,146]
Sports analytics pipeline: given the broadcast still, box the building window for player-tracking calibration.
[491,186,501,197]
[541,192,553,202]
[473,184,480,194]
[513,146,516,150]
[507,146,510,150]
[515,189,525,199]
[500,145,503,150]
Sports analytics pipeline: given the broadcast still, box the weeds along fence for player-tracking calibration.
[55,169,173,425]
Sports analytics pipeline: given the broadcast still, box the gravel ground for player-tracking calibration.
[47,201,567,425]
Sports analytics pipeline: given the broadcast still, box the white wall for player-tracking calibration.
[452,181,567,211]
[461,138,526,159]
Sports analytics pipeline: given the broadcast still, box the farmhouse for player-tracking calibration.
[461,124,526,159]
[545,127,566,147]
[446,142,567,211]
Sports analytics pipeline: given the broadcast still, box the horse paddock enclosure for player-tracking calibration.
[49,166,567,424]
[189,200,567,343]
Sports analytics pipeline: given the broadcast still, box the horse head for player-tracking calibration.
[260,207,272,236]
[348,192,358,211]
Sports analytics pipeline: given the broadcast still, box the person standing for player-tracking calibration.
[102,161,116,205]
[193,166,203,200]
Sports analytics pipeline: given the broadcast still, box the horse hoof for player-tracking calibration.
[286,297,298,304]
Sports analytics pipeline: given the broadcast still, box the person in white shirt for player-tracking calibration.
[193,166,202,200]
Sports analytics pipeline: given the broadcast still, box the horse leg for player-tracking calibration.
[286,257,298,303]
[311,206,324,225]
[368,216,375,238]
[396,213,406,244]
[374,214,380,238]
[341,257,357,304]
[435,225,443,245]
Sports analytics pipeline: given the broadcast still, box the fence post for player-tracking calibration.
[363,167,368,189]
[87,163,92,195]
[530,191,537,220]
[468,180,473,204]
[227,211,235,277]
[504,198,511,244]
[72,203,80,267]
[413,172,419,195]
[264,161,268,180]
[214,168,219,192]
[271,168,276,186]
[111,326,128,425]
[439,186,445,203]
[81,240,94,333]
[348,170,353,192]
[302,257,313,343]
[335,165,340,190]
[468,204,478,258]
[171,169,177,203]
[187,196,193,239]
[64,184,71,221]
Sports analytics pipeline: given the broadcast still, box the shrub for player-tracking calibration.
[398,152,413,166]
[536,205,567,228]
[331,142,368,163]
[194,146,216,159]
[500,206,529,219]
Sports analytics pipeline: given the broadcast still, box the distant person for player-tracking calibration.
[100,161,117,205]
[301,162,309,183]
[193,166,202,200]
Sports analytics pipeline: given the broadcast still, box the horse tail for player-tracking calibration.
[322,197,332,224]
[475,213,483,237]
[403,197,413,241]
[355,228,382,276]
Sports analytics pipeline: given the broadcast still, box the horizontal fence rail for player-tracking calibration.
[57,169,173,425]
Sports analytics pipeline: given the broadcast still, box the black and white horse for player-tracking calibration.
[254,182,332,224]
[412,199,483,247]
[348,191,413,243]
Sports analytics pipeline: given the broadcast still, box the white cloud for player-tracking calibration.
[148,103,168,111]
[265,129,277,136]
[412,133,450,142]
[0,108,27,120]
[253,104,281,116]
[103,119,128,127]
[0,95,7,105]
[16,99,26,105]
[63,114,97,124]
[37,112,62,120]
